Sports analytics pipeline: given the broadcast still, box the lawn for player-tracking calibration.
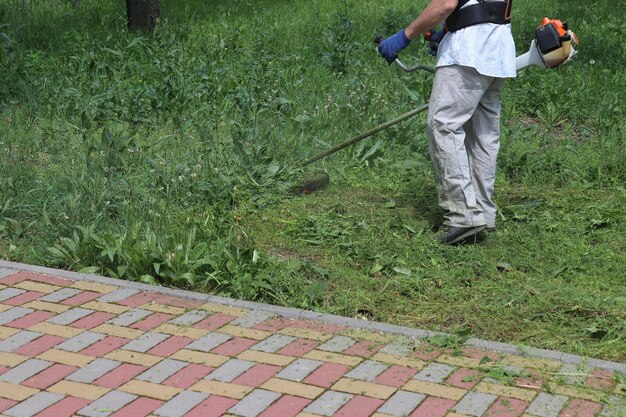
[0,0,624,362]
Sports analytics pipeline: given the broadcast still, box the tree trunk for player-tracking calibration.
[126,0,160,32]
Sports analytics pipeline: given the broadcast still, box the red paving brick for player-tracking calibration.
[92,363,147,388]
[485,397,529,417]
[253,317,293,332]
[210,337,257,356]
[70,311,115,330]
[162,363,214,389]
[117,291,161,307]
[586,368,614,390]
[277,338,319,357]
[303,362,350,388]
[232,364,282,387]
[185,396,238,417]
[335,395,385,417]
[14,334,65,356]
[147,335,192,356]
[109,397,163,417]
[343,340,383,358]
[3,291,44,305]
[6,310,55,328]
[22,363,78,389]
[288,319,345,334]
[558,398,603,417]
[193,313,237,330]
[152,295,203,309]
[446,368,483,389]
[33,396,90,417]
[373,364,417,387]
[130,312,175,331]
[0,366,9,376]
[1,272,72,286]
[0,398,17,413]
[80,335,130,357]
[60,290,100,306]
[410,397,456,417]
[257,395,310,417]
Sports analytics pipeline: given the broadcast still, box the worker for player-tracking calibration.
[378,0,515,244]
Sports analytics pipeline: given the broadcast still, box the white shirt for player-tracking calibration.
[436,22,517,78]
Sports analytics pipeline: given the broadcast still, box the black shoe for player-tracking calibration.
[436,225,487,244]
[485,226,496,233]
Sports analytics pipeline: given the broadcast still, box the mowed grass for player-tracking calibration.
[0,0,624,361]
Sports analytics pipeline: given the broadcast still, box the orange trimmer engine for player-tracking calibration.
[535,18,579,68]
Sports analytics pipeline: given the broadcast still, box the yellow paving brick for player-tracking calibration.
[614,384,625,395]
[475,381,536,402]
[340,328,397,344]
[119,380,181,401]
[200,303,247,316]
[22,300,71,313]
[501,355,561,371]
[0,381,39,401]
[104,350,163,367]
[70,281,118,293]
[403,380,467,400]
[279,327,334,342]
[303,350,364,367]
[371,353,426,370]
[142,302,186,315]
[260,378,325,399]
[170,349,229,367]
[549,384,605,401]
[0,304,10,312]
[29,322,83,338]
[92,323,144,339]
[437,354,482,368]
[82,301,129,315]
[296,413,322,417]
[37,349,95,367]
[331,378,397,400]
[219,325,272,341]
[237,350,295,367]
[49,380,110,400]
[0,352,28,367]
[154,323,209,339]
[14,280,61,293]
[0,325,19,339]
[190,380,253,399]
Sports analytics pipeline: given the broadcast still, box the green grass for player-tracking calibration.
[0,0,624,362]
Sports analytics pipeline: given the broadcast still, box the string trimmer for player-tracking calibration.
[299,18,578,193]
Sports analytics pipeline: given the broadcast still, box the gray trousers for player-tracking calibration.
[426,65,504,228]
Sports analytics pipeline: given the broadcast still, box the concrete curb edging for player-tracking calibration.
[1,259,624,374]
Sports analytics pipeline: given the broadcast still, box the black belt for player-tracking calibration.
[446,1,512,32]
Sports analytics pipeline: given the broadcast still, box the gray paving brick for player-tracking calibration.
[0,358,53,383]
[107,308,152,326]
[168,309,208,326]
[77,390,137,417]
[56,331,106,352]
[526,392,569,417]
[230,311,275,328]
[413,362,456,383]
[379,336,414,356]
[39,288,81,303]
[4,391,64,417]
[227,389,281,417]
[206,359,255,382]
[454,391,497,416]
[0,288,25,302]
[47,307,94,325]
[250,334,296,353]
[0,330,43,353]
[378,391,426,417]
[67,358,120,383]
[600,395,626,417]
[304,391,353,417]
[345,360,388,381]
[137,359,188,383]
[154,390,209,417]
[96,288,140,303]
[122,332,169,352]
[0,307,33,325]
[276,358,323,382]
[186,332,232,352]
[317,335,356,353]
[558,363,586,385]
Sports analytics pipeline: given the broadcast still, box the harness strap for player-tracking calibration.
[446,0,512,32]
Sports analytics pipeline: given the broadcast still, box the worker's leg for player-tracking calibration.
[426,65,494,227]
[465,78,504,229]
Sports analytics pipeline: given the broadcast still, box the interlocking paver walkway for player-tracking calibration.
[0,261,624,417]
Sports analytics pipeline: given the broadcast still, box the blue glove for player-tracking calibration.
[378,30,411,64]
[428,28,447,56]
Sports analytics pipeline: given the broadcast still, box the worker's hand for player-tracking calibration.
[427,28,447,56]
[377,30,411,64]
